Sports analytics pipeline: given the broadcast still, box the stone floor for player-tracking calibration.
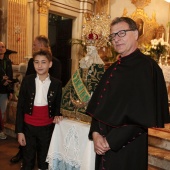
[0,135,167,170]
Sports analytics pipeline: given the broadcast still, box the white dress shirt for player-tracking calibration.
[34,74,51,106]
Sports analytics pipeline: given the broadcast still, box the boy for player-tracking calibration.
[15,49,63,170]
[11,35,61,164]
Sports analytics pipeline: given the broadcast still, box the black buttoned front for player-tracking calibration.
[15,74,62,133]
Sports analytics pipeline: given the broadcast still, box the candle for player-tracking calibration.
[167,33,169,43]
[162,33,165,39]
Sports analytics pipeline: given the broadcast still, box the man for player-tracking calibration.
[0,41,13,140]
[86,17,170,170]
[10,35,62,165]
[26,35,61,79]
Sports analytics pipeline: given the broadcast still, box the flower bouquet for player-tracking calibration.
[142,38,170,62]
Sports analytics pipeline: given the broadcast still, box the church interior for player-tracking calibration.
[1,0,170,169]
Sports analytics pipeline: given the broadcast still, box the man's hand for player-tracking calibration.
[92,132,110,155]
[8,93,13,100]
[2,76,12,86]
[53,116,63,124]
[18,133,26,146]
[3,75,9,80]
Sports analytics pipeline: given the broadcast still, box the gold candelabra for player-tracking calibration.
[70,93,90,121]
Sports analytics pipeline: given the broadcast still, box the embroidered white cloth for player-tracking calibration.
[46,118,95,170]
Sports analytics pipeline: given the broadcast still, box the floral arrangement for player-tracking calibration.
[142,38,169,61]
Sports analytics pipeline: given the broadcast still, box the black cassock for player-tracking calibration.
[86,49,170,170]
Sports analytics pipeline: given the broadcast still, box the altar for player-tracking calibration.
[46,118,95,170]
[159,62,170,108]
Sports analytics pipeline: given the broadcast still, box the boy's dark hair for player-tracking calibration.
[110,17,138,31]
[33,49,52,61]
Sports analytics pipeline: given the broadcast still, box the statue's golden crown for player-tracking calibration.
[82,13,111,49]
[85,30,99,46]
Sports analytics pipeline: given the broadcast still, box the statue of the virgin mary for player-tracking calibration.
[61,45,105,122]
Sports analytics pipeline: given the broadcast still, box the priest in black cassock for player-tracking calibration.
[86,17,170,170]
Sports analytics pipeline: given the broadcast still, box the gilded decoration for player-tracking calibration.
[7,0,27,64]
[82,13,113,64]
[37,0,50,14]
[123,0,160,46]
[131,0,151,9]
[0,7,7,39]
[95,0,110,14]
[82,13,111,49]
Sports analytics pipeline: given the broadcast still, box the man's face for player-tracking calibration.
[32,39,43,52]
[110,22,138,57]
[0,42,6,56]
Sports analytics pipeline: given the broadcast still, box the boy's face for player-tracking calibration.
[33,55,52,77]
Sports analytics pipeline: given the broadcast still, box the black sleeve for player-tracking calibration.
[25,58,36,76]
[106,125,147,151]
[88,118,101,140]
[0,59,13,84]
[6,59,13,81]
[54,80,62,116]
[5,59,14,93]
[15,77,27,133]
[0,69,6,86]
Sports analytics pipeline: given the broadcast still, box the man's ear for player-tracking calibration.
[134,30,139,40]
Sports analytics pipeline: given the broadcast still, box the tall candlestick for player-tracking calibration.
[167,33,169,43]
[162,33,165,39]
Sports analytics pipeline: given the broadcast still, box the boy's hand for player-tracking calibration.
[18,133,26,146]
[53,116,63,124]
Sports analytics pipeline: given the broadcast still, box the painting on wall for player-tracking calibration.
[122,0,160,47]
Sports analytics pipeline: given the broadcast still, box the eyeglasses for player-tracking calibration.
[109,29,135,41]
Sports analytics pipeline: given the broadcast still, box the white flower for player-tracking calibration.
[142,37,169,62]
[151,39,159,46]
